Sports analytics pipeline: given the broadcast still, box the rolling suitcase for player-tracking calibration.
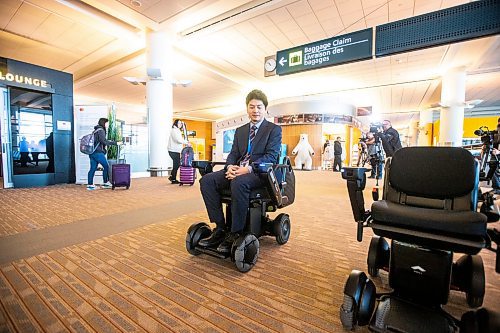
[112,163,130,189]
[111,145,130,190]
[179,166,196,186]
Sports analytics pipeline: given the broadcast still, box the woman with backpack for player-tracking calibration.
[168,119,189,184]
[87,118,118,190]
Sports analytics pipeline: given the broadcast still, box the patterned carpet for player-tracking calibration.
[0,172,498,332]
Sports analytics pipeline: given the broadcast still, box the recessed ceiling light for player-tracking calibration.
[130,0,142,7]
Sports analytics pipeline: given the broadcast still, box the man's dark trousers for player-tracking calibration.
[200,170,263,233]
[333,155,342,171]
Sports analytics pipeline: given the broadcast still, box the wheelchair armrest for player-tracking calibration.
[342,167,371,241]
[192,161,226,176]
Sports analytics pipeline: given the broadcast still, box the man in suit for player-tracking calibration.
[199,89,282,252]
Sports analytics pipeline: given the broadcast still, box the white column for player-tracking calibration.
[438,68,466,147]
[146,30,173,169]
[418,109,433,146]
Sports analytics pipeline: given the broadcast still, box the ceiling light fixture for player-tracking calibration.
[130,0,142,7]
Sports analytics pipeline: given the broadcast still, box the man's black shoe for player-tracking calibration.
[217,232,240,253]
[198,229,225,247]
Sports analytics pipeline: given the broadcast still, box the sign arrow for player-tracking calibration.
[411,265,426,273]
[279,57,287,67]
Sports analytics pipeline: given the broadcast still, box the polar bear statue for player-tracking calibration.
[292,134,315,170]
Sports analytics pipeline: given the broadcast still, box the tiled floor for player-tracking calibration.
[0,172,498,332]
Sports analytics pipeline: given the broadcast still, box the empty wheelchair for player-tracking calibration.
[185,156,295,272]
[340,147,500,332]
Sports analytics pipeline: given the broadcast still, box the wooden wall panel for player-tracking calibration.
[181,119,215,160]
[281,124,323,169]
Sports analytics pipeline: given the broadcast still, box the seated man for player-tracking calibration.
[199,89,282,252]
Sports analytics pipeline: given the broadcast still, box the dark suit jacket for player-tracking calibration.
[226,119,282,168]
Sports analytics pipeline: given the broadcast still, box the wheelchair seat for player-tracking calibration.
[371,147,487,253]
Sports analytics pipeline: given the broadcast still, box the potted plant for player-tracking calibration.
[106,105,122,181]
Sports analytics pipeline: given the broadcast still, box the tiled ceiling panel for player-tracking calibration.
[0,0,498,123]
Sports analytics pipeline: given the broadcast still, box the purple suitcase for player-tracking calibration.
[112,163,131,189]
[179,166,196,186]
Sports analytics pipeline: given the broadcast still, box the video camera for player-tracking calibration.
[474,126,498,182]
[474,126,497,146]
[369,122,383,134]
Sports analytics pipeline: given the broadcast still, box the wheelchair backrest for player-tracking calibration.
[383,147,479,211]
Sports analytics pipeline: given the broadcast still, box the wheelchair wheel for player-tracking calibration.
[466,255,485,308]
[367,236,389,277]
[273,213,291,245]
[340,270,376,329]
[185,222,212,255]
[231,234,259,273]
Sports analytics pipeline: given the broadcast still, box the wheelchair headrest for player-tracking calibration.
[389,147,477,199]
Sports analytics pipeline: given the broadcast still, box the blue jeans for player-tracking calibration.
[88,152,109,185]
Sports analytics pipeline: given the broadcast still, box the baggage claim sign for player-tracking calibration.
[276,28,373,75]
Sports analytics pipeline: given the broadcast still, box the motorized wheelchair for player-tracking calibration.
[340,147,500,332]
[185,156,295,272]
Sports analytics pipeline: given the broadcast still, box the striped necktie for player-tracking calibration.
[241,125,257,166]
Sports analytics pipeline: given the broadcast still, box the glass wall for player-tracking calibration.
[122,123,148,172]
[10,87,54,175]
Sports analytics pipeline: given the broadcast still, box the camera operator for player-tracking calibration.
[366,132,384,179]
[376,120,402,157]
[491,122,500,193]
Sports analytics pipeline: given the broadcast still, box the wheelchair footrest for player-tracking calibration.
[194,245,231,259]
[371,296,457,332]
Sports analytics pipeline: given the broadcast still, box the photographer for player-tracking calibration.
[376,120,402,157]
[491,123,500,193]
[366,132,384,179]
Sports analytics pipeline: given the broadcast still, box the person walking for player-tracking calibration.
[333,137,342,172]
[87,118,118,190]
[168,119,189,184]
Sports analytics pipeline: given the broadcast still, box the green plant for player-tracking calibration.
[106,106,122,160]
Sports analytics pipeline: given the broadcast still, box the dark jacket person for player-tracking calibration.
[378,120,402,157]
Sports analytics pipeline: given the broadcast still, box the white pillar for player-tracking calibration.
[438,68,466,147]
[418,109,433,146]
[146,30,173,169]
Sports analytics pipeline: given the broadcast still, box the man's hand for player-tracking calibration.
[492,148,499,156]
[225,165,249,179]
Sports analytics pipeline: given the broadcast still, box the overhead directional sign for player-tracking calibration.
[276,28,373,76]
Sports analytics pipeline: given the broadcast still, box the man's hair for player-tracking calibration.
[98,118,108,127]
[337,137,341,140]
[246,89,268,108]
[383,120,391,126]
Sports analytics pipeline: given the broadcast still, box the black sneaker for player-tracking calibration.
[198,228,226,247]
[217,232,240,253]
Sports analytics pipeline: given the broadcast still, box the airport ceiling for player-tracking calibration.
[0,0,499,126]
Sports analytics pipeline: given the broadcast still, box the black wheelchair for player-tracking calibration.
[185,157,295,272]
[340,147,500,332]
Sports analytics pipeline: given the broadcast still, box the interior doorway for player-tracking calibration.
[9,87,54,176]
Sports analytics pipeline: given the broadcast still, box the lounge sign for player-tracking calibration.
[0,71,50,88]
[276,28,373,75]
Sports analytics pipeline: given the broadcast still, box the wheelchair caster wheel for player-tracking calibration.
[186,222,212,255]
[273,213,291,245]
[367,236,389,277]
[454,254,485,308]
[231,234,259,273]
[340,270,376,329]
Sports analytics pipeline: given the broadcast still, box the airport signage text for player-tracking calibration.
[0,71,50,88]
[276,28,373,75]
